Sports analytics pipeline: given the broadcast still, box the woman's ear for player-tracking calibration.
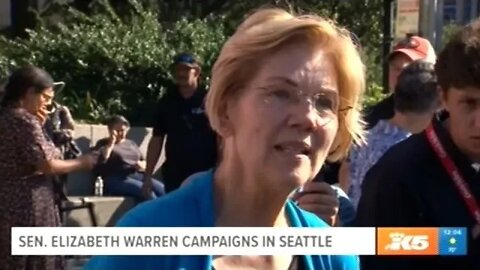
[215,99,236,138]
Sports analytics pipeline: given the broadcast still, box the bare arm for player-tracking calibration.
[101,144,115,161]
[37,157,93,175]
[94,133,116,162]
[16,112,94,177]
[145,135,164,177]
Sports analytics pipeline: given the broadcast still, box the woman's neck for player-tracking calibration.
[213,161,290,227]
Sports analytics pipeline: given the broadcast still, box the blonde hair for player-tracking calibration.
[205,8,365,161]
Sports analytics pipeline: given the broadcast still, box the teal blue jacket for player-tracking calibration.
[85,170,359,270]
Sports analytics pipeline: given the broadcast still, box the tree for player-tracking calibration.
[1,0,386,124]
[10,0,35,38]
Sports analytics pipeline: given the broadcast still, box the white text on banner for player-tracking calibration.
[11,227,376,256]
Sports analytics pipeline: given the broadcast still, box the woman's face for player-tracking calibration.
[109,123,128,143]
[222,43,340,190]
[23,87,54,115]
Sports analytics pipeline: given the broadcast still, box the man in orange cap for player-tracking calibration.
[365,34,436,129]
[337,35,438,203]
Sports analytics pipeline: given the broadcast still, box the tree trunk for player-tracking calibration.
[11,0,38,38]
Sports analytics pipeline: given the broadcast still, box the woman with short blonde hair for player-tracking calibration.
[87,8,364,270]
[206,9,365,161]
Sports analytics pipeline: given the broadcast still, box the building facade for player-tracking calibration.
[444,0,479,24]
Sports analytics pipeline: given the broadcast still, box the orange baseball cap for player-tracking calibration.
[389,35,436,63]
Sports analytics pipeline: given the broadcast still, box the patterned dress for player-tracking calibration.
[347,120,411,209]
[0,107,64,270]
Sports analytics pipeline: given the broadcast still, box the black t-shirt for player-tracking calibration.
[153,87,217,192]
[94,138,143,179]
[364,94,395,130]
[356,115,480,270]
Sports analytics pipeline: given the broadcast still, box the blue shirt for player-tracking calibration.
[348,120,410,208]
[85,170,359,270]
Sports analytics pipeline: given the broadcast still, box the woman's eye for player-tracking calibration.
[314,94,336,111]
[271,89,291,100]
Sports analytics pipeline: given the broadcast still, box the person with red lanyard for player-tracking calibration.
[355,21,480,269]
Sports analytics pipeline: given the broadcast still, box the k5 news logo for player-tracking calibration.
[377,227,467,256]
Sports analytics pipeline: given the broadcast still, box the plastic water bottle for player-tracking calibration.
[94,176,104,196]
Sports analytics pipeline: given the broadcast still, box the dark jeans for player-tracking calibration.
[104,172,165,202]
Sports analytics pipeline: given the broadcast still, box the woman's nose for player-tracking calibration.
[287,102,319,132]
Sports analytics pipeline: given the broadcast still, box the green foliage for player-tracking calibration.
[0,0,385,124]
[214,0,386,107]
[441,23,461,50]
[0,0,226,125]
[333,0,385,107]
[362,82,387,108]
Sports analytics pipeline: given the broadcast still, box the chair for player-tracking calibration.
[56,175,98,226]
[60,198,98,227]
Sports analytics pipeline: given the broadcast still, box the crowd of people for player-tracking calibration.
[0,6,479,270]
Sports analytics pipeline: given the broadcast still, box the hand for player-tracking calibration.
[135,160,146,172]
[79,152,99,170]
[108,130,118,146]
[37,107,49,125]
[141,175,153,199]
[63,129,74,140]
[293,181,339,226]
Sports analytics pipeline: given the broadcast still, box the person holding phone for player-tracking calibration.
[93,115,165,202]
[0,65,98,270]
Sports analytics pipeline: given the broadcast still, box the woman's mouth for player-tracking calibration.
[274,141,311,156]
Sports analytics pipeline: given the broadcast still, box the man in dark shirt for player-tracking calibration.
[356,21,480,270]
[364,35,436,129]
[142,53,217,195]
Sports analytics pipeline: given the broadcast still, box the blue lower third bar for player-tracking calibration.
[438,227,467,256]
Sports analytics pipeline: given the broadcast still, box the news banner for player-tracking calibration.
[11,227,467,256]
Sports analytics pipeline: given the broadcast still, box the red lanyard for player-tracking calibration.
[425,124,480,225]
